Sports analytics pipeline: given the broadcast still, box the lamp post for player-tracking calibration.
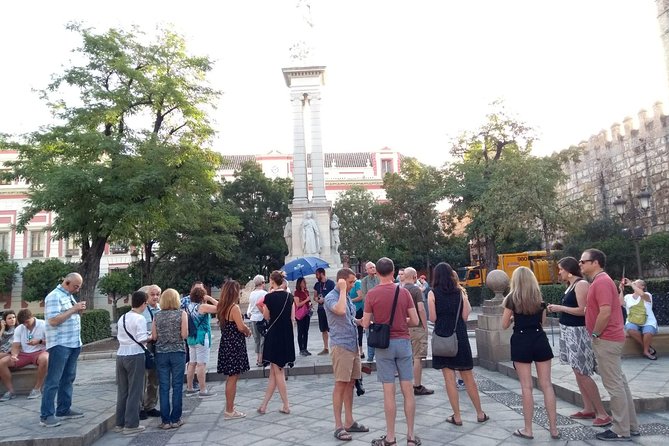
[613,188,652,277]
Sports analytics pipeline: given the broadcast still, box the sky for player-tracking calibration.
[1,1,667,167]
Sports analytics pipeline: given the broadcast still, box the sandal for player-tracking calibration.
[569,411,595,419]
[371,435,397,446]
[346,421,369,432]
[643,353,657,360]
[279,407,291,414]
[407,436,421,446]
[445,414,463,426]
[551,432,561,440]
[512,429,534,440]
[334,427,352,441]
[477,412,490,423]
[224,409,246,420]
[158,423,171,430]
[256,407,266,415]
[649,346,657,356]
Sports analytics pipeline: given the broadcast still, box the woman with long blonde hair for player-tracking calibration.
[216,280,251,419]
[502,266,559,440]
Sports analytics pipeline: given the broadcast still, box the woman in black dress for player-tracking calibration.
[216,280,251,419]
[502,266,559,440]
[257,270,295,415]
[428,262,488,426]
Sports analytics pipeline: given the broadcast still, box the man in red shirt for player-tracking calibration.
[580,248,639,441]
[363,257,420,446]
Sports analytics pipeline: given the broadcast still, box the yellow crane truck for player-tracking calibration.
[456,250,558,288]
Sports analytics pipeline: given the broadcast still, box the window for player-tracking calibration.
[0,232,9,254]
[381,159,393,174]
[109,242,128,254]
[66,238,80,257]
[31,231,45,257]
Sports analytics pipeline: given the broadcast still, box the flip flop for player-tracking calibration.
[477,412,490,423]
[345,421,369,432]
[445,415,463,426]
[279,408,291,414]
[649,346,657,356]
[334,427,352,441]
[644,353,657,360]
[513,429,534,440]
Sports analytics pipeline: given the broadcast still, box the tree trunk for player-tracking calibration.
[144,243,153,285]
[79,236,108,309]
[485,237,498,271]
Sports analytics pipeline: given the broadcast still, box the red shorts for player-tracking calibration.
[12,350,47,369]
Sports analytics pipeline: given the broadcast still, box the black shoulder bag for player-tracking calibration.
[260,292,291,337]
[122,314,156,369]
[367,285,400,349]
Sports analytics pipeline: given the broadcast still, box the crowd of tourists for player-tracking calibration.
[0,247,657,443]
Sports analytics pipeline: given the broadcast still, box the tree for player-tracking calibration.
[382,158,447,272]
[2,24,223,307]
[332,186,385,267]
[21,259,79,302]
[444,101,568,270]
[220,161,292,281]
[0,251,19,294]
[98,269,136,321]
[640,232,669,273]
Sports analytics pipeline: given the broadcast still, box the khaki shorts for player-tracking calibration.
[410,327,428,359]
[331,346,361,382]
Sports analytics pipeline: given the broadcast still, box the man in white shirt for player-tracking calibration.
[0,309,49,401]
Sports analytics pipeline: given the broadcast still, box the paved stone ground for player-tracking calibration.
[1,313,668,445]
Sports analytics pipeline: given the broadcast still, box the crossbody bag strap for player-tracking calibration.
[388,285,401,325]
[452,292,463,336]
[122,314,148,353]
[265,292,291,334]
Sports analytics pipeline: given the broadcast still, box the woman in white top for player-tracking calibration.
[115,291,150,434]
[619,279,658,360]
[247,275,267,366]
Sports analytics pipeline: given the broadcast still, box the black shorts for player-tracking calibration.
[511,329,554,363]
[317,306,329,332]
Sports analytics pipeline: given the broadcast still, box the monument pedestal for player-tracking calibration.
[287,201,341,273]
[475,298,511,370]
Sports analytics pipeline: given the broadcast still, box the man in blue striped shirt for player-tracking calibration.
[40,273,85,428]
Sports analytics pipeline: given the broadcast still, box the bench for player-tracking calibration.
[0,364,38,395]
[622,326,669,357]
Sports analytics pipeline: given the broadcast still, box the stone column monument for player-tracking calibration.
[282,0,340,269]
[475,269,512,370]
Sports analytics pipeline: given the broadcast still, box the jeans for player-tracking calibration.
[156,351,186,424]
[296,316,310,351]
[40,345,80,419]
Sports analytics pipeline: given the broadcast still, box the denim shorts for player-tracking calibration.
[375,338,413,383]
[625,322,657,335]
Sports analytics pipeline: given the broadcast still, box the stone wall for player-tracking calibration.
[558,102,669,275]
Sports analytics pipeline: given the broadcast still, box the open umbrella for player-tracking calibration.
[281,256,330,281]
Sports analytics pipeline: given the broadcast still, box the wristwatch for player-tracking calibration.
[591,333,600,338]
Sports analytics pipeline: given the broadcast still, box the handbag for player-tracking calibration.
[122,314,156,369]
[627,298,647,325]
[295,301,310,321]
[260,292,291,337]
[431,291,462,357]
[367,285,401,349]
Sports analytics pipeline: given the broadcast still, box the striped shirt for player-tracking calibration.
[45,285,82,349]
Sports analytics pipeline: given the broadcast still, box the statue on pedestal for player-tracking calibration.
[301,211,321,255]
[330,213,341,257]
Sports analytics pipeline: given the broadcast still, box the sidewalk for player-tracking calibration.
[0,317,667,445]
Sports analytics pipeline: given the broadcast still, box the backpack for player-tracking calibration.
[186,304,201,339]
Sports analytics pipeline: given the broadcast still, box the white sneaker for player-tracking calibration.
[27,389,42,399]
[0,391,15,402]
[198,390,216,398]
[122,425,146,435]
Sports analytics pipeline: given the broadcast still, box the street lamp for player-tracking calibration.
[613,188,652,277]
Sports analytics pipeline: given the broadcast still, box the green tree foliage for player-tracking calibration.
[0,251,19,294]
[560,218,634,278]
[97,269,136,321]
[444,101,570,269]
[332,186,386,267]
[640,231,669,273]
[21,259,79,302]
[382,158,447,272]
[2,25,224,306]
[220,161,292,281]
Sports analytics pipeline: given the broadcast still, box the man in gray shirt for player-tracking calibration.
[359,261,380,361]
[324,268,369,441]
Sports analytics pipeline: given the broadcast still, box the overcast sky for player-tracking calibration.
[1,0,667,166]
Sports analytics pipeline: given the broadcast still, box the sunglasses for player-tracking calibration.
[579,259,594,265]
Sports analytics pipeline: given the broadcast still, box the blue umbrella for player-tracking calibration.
[281,256,330,281]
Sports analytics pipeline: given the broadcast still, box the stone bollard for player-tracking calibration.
[475,269,511,370]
